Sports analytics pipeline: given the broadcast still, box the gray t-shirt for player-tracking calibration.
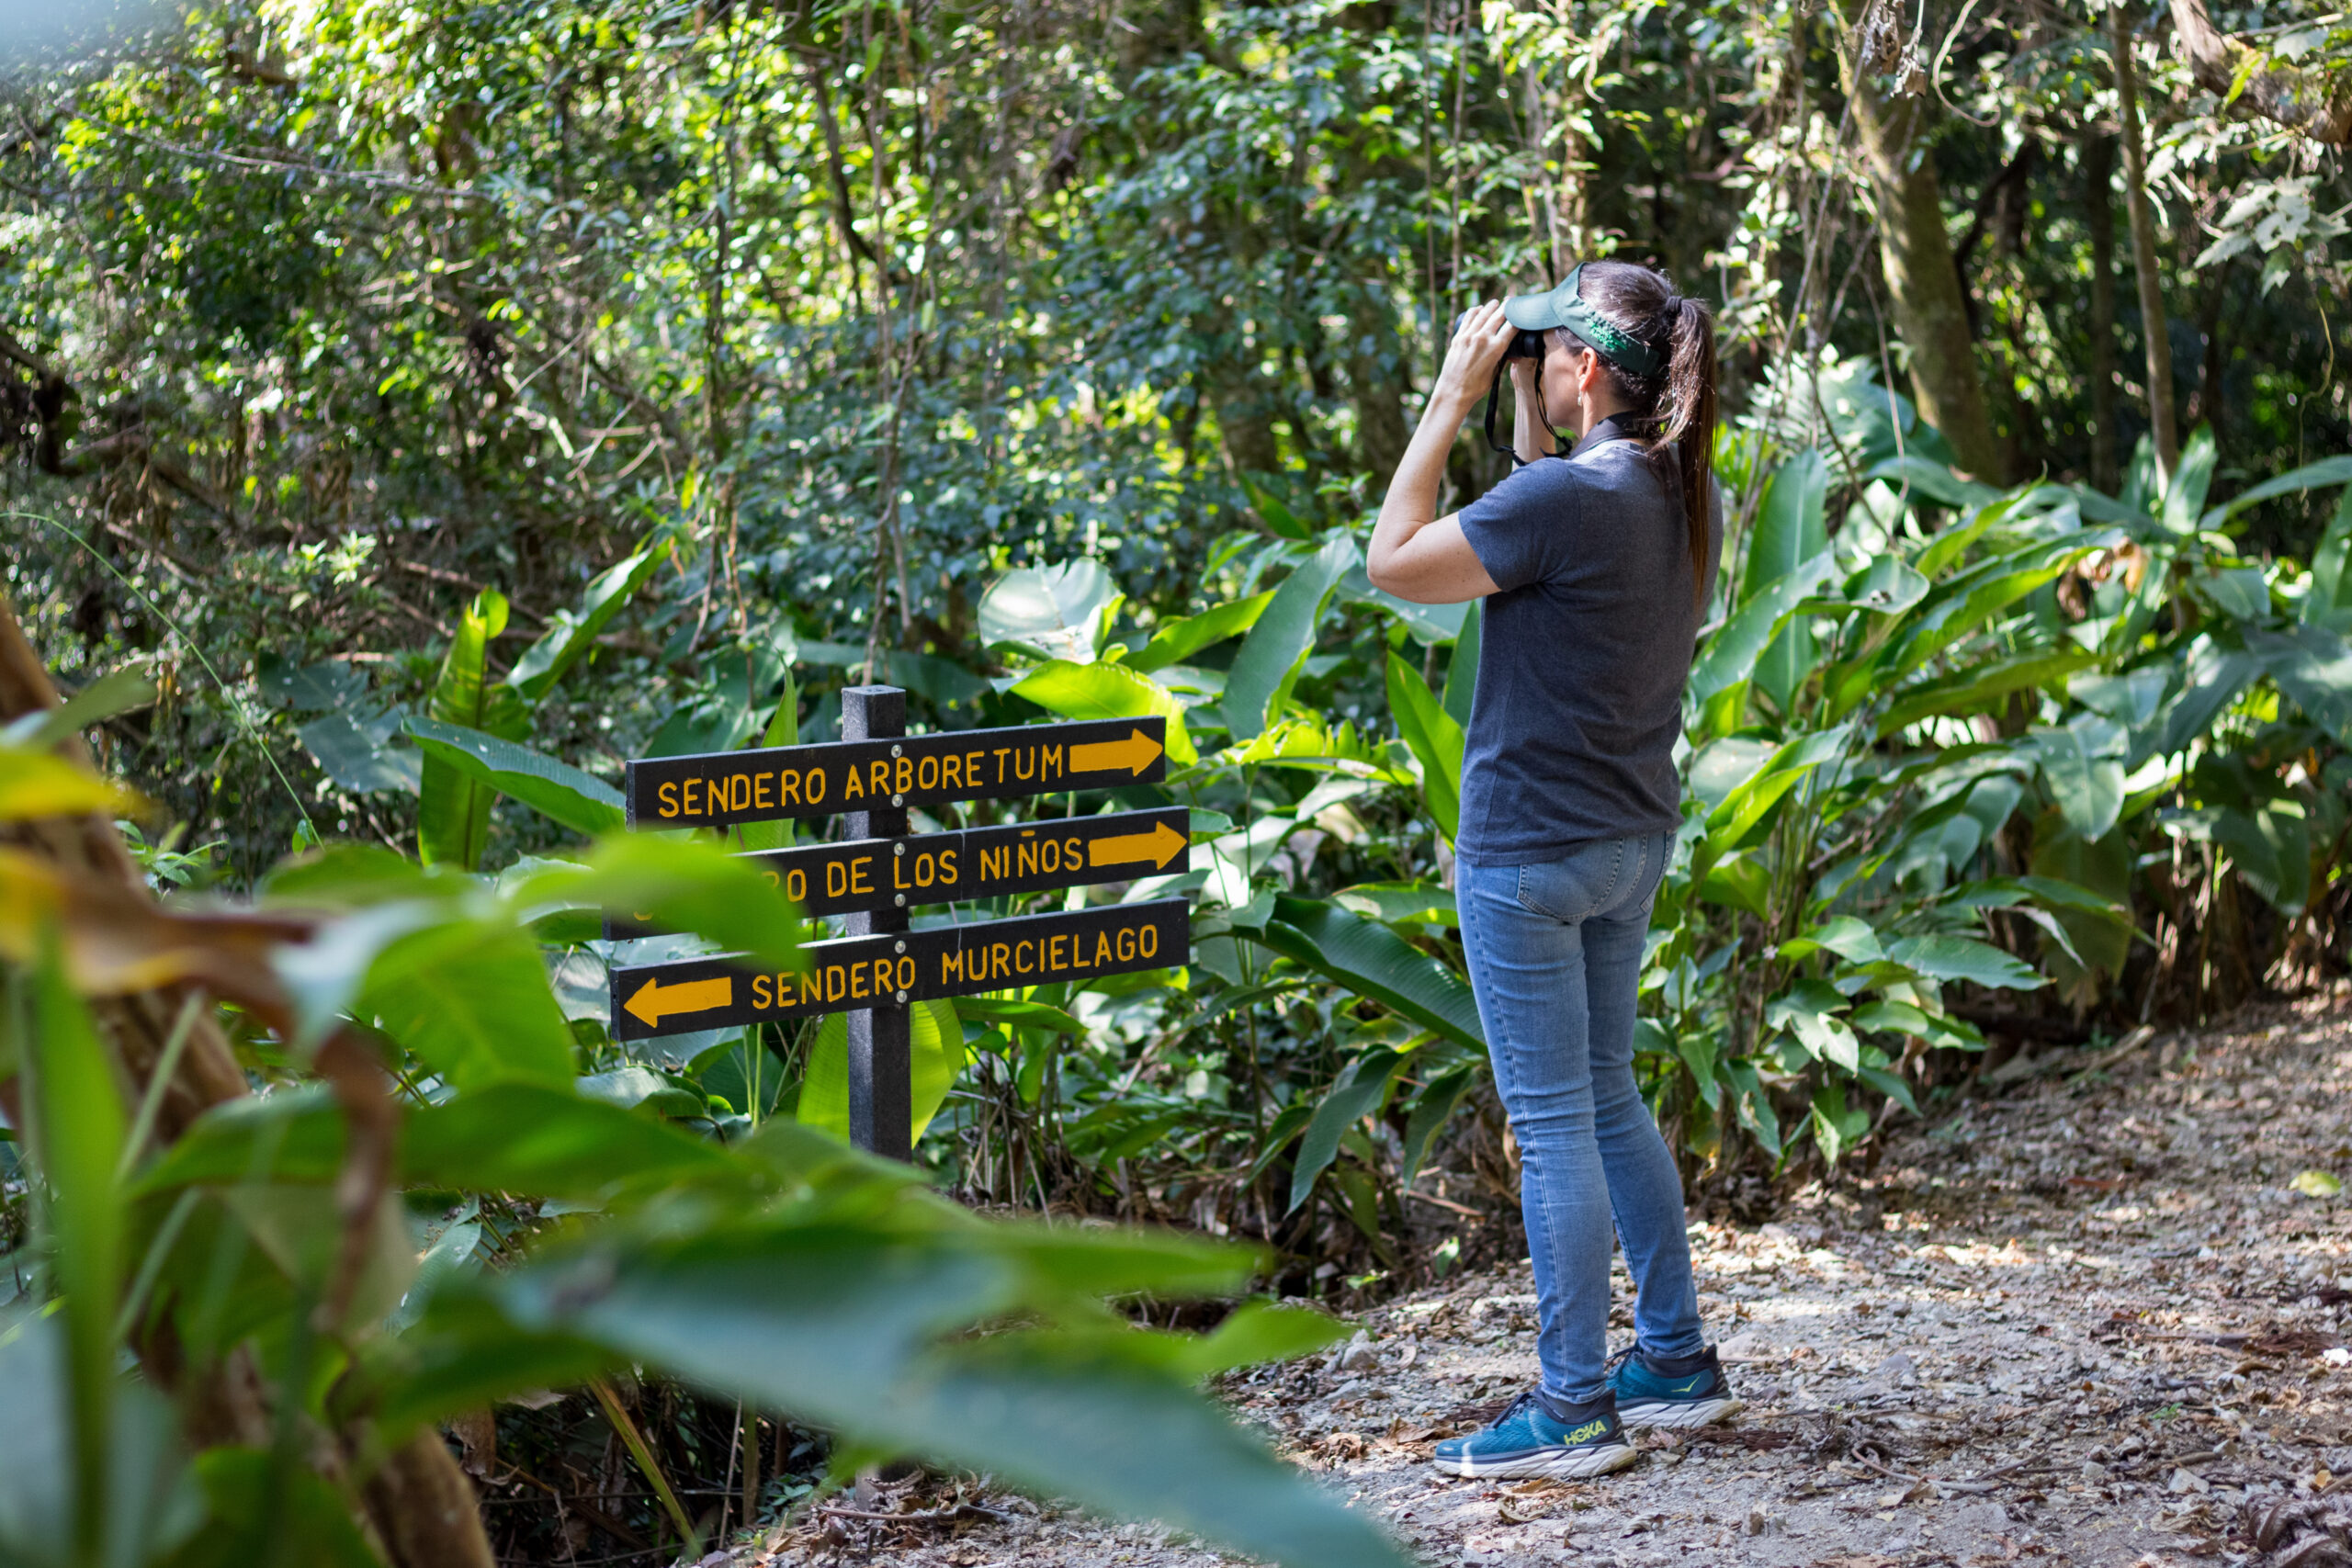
[1453,423,1724,867]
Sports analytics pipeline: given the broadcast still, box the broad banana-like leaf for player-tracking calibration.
[1011,660,1198,764]
[1746,451,1827,714]
[1877,648,2098,737]
[1701,725,1852,860]
[2302,488,2352,633]
[506,536,674,701]
[2249,625,2352,740]
[4,668,155,749]
[1286,1048,1404,1212]
[1442,599,1481,728]
[1126,591,1276,672]
[2139,637,2261,762]
[1688,552,1838,713]
[1252,897,1484,1051]
[418,590,530,869]
[1221,536,1356,741]
[407,717,625,838]
[1882,932,2044,991]
[2030,714,2128,841]
[1385,653,1464,840]
[797,998,967,1145]
[978,559,1120,662]
[2160,426,2218,535]
[2206,454,2352,528]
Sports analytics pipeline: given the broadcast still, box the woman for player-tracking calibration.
[1366,261,1736,1481]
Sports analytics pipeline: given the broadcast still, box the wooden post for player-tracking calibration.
[840,684,911,1160]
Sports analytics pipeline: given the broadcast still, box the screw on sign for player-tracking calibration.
[605,693,1188,1158]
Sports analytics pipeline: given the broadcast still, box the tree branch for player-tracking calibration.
[2170,0,2352,144]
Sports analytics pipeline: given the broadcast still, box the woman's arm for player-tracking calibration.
[1368,304,1510,605]
[1510,358,1557,467]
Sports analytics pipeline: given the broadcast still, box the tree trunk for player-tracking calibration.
[2111,2,2181,486]
[2083,132,2121,493]
[2169,0,2352,145]
[1841,40,2007,482]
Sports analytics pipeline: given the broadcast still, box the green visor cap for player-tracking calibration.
[1502,265,1668,381]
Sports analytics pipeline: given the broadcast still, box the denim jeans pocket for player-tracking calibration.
[1515,838,1626,922]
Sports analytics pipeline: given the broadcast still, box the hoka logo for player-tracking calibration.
[1669,1377,1706,1394]
[1566,1418,1611,1443]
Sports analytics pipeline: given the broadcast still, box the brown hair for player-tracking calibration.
[1552,261,1719,608]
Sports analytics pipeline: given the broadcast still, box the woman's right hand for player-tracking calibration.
[1431,300,1517,415]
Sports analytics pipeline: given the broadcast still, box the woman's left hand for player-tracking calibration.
[1431,300,1517,414]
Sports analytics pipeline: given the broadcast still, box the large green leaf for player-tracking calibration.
[1399,1059,1479,1187]
[1252,897,1483,1050]
[469,1226,1411,1568]
[797,998,967,1144]
[508,833,804,968]
[1010,660,1198,764]
[2030,714,2127,841]
[2208,454,2352,526]
[1221,536,1356,741]
[1747,452,1827,713]
[2160,425,2218,535]
[2250,624,2352,739]
[1442,599,1481,728]
[0,1314,195,1568]
[418,589,527,870]
[1883,933,2045,991]
[978,560,1120,661]
[406,717,625,839]
[1877,648,2098,737]
[138,1083,740,1201]
[164,1448,376,1568]
[2141,637,2261,761]
[357,918,578,1090]
[1688,553,1838,712]
[1701,725,1851,859]
[1286,1049,1403,1213]
[1743,449,1829,597]
[1385,653,1464,840]
[2303,488,2352,633]
[506,536,673,701]
[1126,592,1276,673]
[21,939,132,1561]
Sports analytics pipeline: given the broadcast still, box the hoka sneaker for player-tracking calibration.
[1430,1390,1638,1480]
[1607,1342,1743,1429]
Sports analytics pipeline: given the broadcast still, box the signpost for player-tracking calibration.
[607,691,1188,1160]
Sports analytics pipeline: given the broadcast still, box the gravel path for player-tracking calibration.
[741,986,2352,1568]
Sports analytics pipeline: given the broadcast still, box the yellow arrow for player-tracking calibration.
[624,974,733,1029]
[1069,728,1164,776]
[1089,819,1190,871]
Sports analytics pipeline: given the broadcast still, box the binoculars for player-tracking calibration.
[1456,311,1549,361]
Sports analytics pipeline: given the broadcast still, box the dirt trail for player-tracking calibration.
[740,987,2352,1568]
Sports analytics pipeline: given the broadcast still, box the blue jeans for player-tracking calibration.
[1457,831,1703,1406]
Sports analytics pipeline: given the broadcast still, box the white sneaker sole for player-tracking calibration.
[1431,1441,1640,1481]
[1616,1395,1744,1430]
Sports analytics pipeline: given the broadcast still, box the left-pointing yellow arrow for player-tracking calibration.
[625,974,733,1028]
[1089,819,1190,871]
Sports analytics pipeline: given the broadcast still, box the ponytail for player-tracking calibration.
[1658,296,1718,611]
[1565,261,1720,609]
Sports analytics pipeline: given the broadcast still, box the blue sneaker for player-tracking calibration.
[1607,1342,1743,1430]
[1430,1390,1637,1480]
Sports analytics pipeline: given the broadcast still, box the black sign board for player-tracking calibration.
[626,716,1168,829]
[610,899,1188,1038]
[609,686,1190,1162]
[603,807,1190,934]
